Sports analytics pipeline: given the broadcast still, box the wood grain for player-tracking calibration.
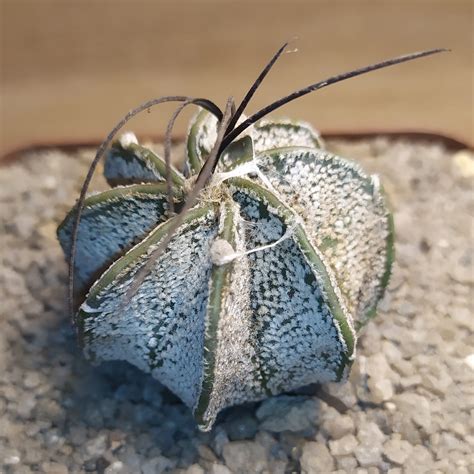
[1,0,472,155]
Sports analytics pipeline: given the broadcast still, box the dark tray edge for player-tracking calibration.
[1,130,472,166]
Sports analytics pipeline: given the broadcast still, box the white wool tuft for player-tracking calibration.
[119,132,139,149]
[210,238,235,266]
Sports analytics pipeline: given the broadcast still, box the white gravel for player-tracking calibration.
[0,138,472,473]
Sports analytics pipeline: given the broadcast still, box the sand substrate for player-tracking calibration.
[0,137,473,474]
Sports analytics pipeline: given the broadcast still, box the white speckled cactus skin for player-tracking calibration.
[58,110,393,430]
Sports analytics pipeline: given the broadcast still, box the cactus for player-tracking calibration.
[57,44,444,430]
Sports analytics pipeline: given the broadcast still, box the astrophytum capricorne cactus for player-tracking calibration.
[57,45,445,430]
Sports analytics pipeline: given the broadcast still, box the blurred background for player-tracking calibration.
[1,0,473,156]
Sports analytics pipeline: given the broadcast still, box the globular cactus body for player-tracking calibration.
[58,111,393,430]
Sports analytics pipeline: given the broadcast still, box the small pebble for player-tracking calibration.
[225,414,258,440]
[222,441,268,473]
[322,414,355,439]
[383,438,413,465]
[209,464,232,474]
[328,434,359,456]
[256,396,318,433]
[0,140,471,473]
[300,441,335,473]
[355,421,385,466]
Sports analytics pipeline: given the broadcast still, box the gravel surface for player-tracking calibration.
[0,138,473,474]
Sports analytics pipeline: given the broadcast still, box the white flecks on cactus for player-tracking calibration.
[196,113,219,160]
[257,147,392,324]
[104,142,185,188]
[104,145,163,186]
[186,109,219,173]
[59,115,392,431]
[254,119,323,152]
[232,188,352,392]
[80,208,218,409]
[187,109,254,174]
[196,200,263,429]
[193,191,354,430]
[57,185,170,294]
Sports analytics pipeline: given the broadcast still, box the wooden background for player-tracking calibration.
[1,0,473,156]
